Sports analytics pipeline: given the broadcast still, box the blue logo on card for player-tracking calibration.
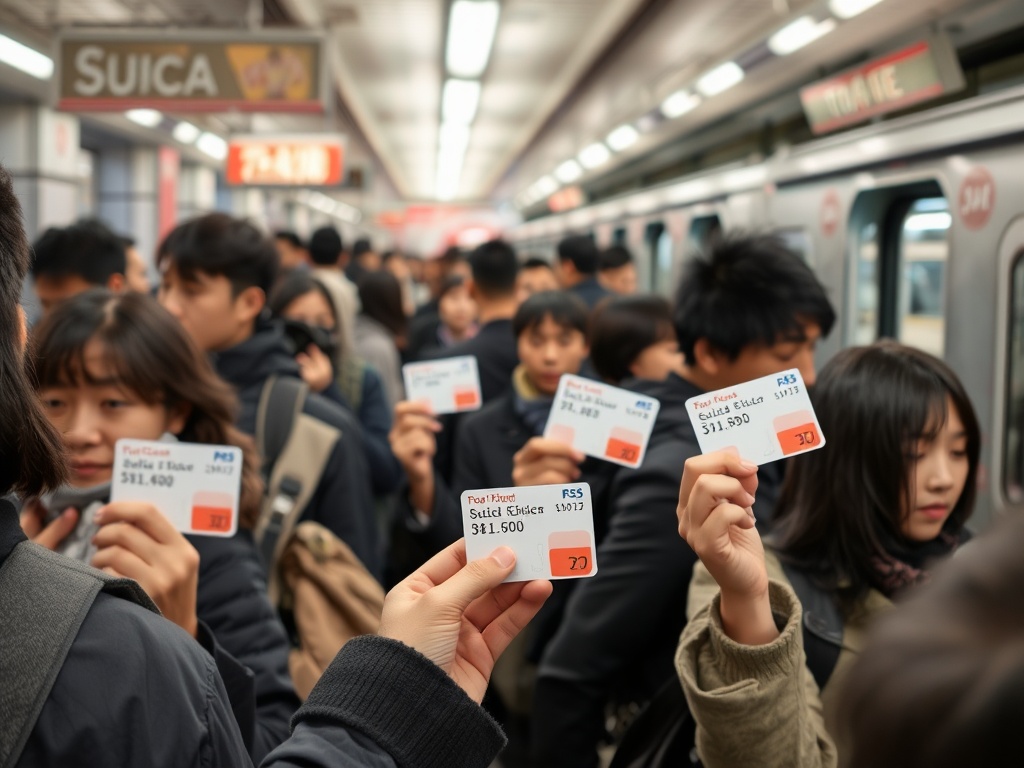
[561,487,584,499]
[213,451,235,463]
[635,400,653,411]
[776,374,797,386]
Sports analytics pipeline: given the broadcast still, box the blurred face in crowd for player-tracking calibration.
[34,274,107,318]
[900,398,970,543]
[695,320,822,391]
[517,316,589,397]
[38,340,187,488]
[282,289,336,332]
[158,263,263,353]
[275,237,308,270]
[357,250,382,272]
[516,265,560,304]
[631,335,684,382]
[439,283,477,339]
[600,263,638,296]
[124,246,151,294]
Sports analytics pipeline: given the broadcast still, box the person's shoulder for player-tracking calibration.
[301,387,362,434]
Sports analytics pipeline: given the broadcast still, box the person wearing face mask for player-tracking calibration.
[268,270,400,496]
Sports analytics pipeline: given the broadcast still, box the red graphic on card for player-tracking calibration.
[776,423,821,455]
[454,389,479,409]
[191,491,234,533]
[605,437,641,465]
[549,546,593,577]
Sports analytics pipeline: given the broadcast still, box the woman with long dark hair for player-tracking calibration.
[21,289,299,763]
[674,341,981,767]
[354,270,408,409]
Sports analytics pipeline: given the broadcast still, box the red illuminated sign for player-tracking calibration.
[226,136,344,186]
[548,186,585,213]
[800,35,965,135]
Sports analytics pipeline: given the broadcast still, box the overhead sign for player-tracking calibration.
[57,31,325,113]
[548,186,585,213]
[226,135,344,186]
[800,35,965,135]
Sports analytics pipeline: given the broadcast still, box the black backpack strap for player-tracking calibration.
[256,374,307,479]
[0,541,157,768]
[780,561,844,692]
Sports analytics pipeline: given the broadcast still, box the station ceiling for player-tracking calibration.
[0,0,1017,206]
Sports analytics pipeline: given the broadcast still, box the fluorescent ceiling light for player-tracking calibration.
[555,159,583,184]
[196,132,228,161]
[173,121,201,144]
[125,109,163,128]
[660,90,701,119]
[578,142,611,170]
[439,121,471,151]
[534,175,558,197]
[828,0,885,19]
[446,0,500,78]
[768,16,837,55]
[442,78,481,124]
[697,62,744,97]
[0,33,53,79]
[606,124,639,151]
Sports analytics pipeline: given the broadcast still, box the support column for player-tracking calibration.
[95,146,161,268]
[178,163,217,221]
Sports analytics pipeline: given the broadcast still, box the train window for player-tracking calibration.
[774,229,810,263]
[853,222,880,346]
[645,222,674,295]
[1005,250,1024,503]
[612,227,626,245]
[687,215,722,255]
[897,198,949,357]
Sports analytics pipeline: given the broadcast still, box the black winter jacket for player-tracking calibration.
[5,502,507,768]
[531,374,785,767]
[190,531,300,762]
[212,320,383,578]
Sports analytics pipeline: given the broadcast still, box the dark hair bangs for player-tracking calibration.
[514,291,589,338]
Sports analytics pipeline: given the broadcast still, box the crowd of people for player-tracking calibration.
[3,158,1023,768]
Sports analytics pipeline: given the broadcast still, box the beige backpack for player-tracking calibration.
[255,375,385,700]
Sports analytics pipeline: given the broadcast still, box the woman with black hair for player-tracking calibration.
[674,341,981,767]
[589,294,683,384]
[354,270,408,409]
[269,270,401,495]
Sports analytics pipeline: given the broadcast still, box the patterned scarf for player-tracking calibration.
[512,365,554,436]
[870,529,964,598]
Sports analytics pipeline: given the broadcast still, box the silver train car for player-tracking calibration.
[509,85,1024,529]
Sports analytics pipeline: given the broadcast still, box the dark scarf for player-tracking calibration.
[512,366,554,436]
[870,528,965,598]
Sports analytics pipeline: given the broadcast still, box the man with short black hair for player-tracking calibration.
[308,225,358,357]
[531,234,837,767]
[598,245,637,296]
[274,230,309,270]
[426,239,521,402]
[516,257,560,304]
[157,213,381,576]
[31,218,128,317]
[556,235,610,309]
[119,235,152,294]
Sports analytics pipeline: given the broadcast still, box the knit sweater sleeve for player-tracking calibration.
[260,635,505,768]
[675,580,838,768]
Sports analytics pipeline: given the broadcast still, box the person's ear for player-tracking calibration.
[235,286,266,324]
[107,273,126,293]
[166,403,192,435]
[692,338,722,377]
[466,278,481,303]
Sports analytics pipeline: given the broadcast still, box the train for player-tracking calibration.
[508,84,1024,530]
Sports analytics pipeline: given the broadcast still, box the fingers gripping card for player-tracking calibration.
[111,439,242,536]
[685,369,826,464]
[462,483,598,583]
[402,356,483,415]
[544,374,660,469]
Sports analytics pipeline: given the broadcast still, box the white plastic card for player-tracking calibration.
[462,483,598,583]
[685,369,826,465]
[110,439,242,537]
[402,355,483,415]
[544,374,661,469]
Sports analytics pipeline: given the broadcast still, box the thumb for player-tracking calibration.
[431,547,517,614]
[35,508,79,551]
